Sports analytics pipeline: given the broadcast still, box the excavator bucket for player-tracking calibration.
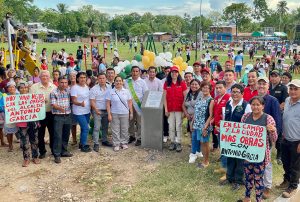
[18,50,38,76]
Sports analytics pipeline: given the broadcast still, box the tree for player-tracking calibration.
[223,3,251,37]
[207,11,223,34]
[79,5,109,35]
[253,0,269,21]
[141,12,155,31]
[39,9,60,30]
[57,3,68,14]
[277,1,289,31]
[129,23,151,37]
[3,0,34,23]
[37,31,47,42]
[109,16,129,39]
[57,12,79,37]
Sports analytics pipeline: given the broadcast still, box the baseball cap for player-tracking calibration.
[270,70,280,76]
[193,62,201,66]
[170,66,179,72]
[201,68,210,74]
[258,76,269,83]
[6,81,16,87]
[287,79,300,88]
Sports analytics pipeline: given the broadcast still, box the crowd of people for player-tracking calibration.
[0,41,300,202]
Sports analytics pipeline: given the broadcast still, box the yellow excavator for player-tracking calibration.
[2,13,37,75]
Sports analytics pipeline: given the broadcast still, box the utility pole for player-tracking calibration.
[115,30,118,49]
[195,23,198,61]
[6,15,15,69]
[199,0,203,52]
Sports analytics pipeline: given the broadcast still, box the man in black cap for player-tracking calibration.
[269,70,289,166]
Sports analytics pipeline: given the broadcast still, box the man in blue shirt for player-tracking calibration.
[209,55,219,73]
[234,51,244,79]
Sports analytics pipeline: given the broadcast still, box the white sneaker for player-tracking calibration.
[189,153,197,163]
[196,152,203,158]
[163,136,168,143]
[114,146,120,152]
[122,144,128,150]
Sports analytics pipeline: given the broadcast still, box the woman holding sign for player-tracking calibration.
[4,81,18,152]
[239,96,277,202]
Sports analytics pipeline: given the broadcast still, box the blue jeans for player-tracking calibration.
[218,133,227,169]
[75,113,90,146]
[191,130,201,154]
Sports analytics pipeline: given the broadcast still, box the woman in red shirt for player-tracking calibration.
[164,66,188,152]
[243,69,259,102]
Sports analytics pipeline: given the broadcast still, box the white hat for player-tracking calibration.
[288,79,300,88]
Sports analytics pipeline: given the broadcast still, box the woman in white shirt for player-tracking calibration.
[106,76,133,151]
[71,72,91,152]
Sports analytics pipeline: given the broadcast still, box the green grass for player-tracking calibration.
[2,41,297,77]
[116,139,284,202]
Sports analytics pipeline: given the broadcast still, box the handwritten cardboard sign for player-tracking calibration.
[4,94,45,124]
[220,120,267,163]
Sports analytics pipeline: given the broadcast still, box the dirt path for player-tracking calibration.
[0,142,163,202]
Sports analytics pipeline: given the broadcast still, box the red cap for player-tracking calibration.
[170,66,179,72]
[201,68,210,74]
[193,62,201,66]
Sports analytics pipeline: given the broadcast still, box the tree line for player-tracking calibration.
[1,0,300,40]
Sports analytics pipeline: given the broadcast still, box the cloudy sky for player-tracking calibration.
[34,0,299,16]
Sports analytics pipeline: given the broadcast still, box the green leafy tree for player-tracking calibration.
[57,12,79,37]
[223,3,251,37]
[129,23,151,36]
[4,0,34,23]
[277,1,289,31]
[37,31,47,41]
[79,5,109,35]
[39,9,60,30]
[141,12,155,31]
[109,16,129,39]
[253,0,269,21]
[57,3,68,14]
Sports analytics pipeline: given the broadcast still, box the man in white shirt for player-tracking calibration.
[90,73,112,152]
[124,66,149,146]
[144,67,163,92]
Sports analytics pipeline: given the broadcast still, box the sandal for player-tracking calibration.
[0,142,8,147]
[197,163,209,169]
[32,158,41,164]
[71,141,78,146]
[8,146,13,152]
[22,159,30,167]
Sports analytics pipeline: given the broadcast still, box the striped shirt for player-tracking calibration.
[50,88,71,115]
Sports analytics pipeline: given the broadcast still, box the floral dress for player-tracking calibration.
[193,96,213,142]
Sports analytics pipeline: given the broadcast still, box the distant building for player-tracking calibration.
[81,32,113,43]
[152,32,172,42]
[207,25,236,42]
[26,22,59,42]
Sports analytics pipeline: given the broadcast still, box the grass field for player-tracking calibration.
[29,41,298,78]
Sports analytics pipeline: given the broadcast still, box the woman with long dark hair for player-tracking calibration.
[182,79,202,162]
[163,66,188,152]
[71,72,91,152]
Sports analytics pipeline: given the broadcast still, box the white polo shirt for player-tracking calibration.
[106,87,132,115]
[124,77,148,101]
[71,84,90,115]
[89,84,110,110]
[144,77,163,92]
